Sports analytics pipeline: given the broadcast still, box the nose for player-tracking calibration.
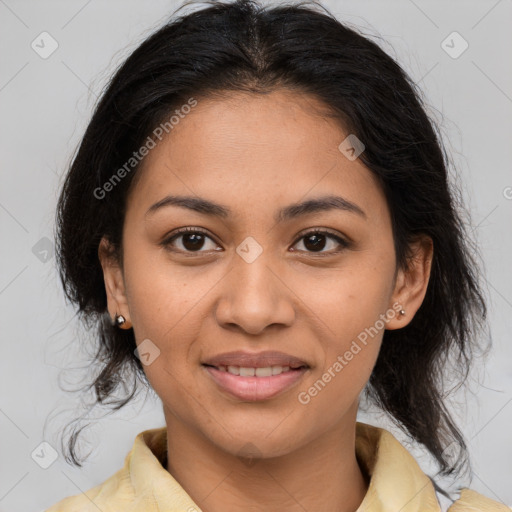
[214,252,296,336]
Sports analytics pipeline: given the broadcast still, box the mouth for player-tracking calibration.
[201,351,310,401]
[203,363,307,376]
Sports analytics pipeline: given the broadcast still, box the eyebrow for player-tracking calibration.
[145,194,367,222]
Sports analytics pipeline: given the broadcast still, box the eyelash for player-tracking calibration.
[161,227,350,256]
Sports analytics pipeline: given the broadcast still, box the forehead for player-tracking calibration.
[126,90,387,224]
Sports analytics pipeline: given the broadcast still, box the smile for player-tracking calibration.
[202,364,308,401]
[210,365,296,376]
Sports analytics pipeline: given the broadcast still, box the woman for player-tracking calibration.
[46,0,507,510]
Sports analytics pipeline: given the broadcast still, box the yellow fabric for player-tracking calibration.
[448,489,510,511]
[46,422,509,511]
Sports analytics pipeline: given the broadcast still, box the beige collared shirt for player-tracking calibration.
[46,422,509,511]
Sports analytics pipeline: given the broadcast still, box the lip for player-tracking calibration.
[203,365,308,401]
[202,350,310,401]
[202,350,309,369]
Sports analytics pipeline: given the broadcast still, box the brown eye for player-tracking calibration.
[162,228,221,253]
[179,232,207,251]
[291,230,349,254]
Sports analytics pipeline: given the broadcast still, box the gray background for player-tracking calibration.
[0,0,511,510]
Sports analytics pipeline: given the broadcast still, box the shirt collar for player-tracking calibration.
[128,422,441,511]
[354,422,441,511]
[128,427,200,511]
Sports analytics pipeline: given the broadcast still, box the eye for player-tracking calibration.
[162,227,350,255]
[161,227,221,253]
[291,229,350,254]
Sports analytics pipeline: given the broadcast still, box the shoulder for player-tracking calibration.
[355,422,509,512]
[44,427,167,511]
[448,488,510,511]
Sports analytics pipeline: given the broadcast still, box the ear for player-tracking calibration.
[98,236,132,329]
[386,234,433,330]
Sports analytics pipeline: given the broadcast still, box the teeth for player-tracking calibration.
[255,367,272,377]
[239,367,255,377]
[228,365,239,375]
[219,365,296,377]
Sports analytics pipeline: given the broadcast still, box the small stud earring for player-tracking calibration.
[399,309,406,317]
[115,314,126,327]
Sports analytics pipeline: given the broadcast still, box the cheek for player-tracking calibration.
[299,256,395,397]
[122,241,212,337]
[296,292,386,423]
[307,256,395,345]
[120,244,225,395]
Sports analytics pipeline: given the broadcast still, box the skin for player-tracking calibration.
[99,89,433,512]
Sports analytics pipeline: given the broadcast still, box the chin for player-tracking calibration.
[196,414,308,460]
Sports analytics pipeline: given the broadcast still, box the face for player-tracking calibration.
[99,89,432,459]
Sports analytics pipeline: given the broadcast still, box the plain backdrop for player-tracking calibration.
[0,0,511,510]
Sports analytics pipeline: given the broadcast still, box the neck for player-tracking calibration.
[164,408,368,512]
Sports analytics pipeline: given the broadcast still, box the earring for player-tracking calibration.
[399,309,406,317]
[115,314,126,327]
